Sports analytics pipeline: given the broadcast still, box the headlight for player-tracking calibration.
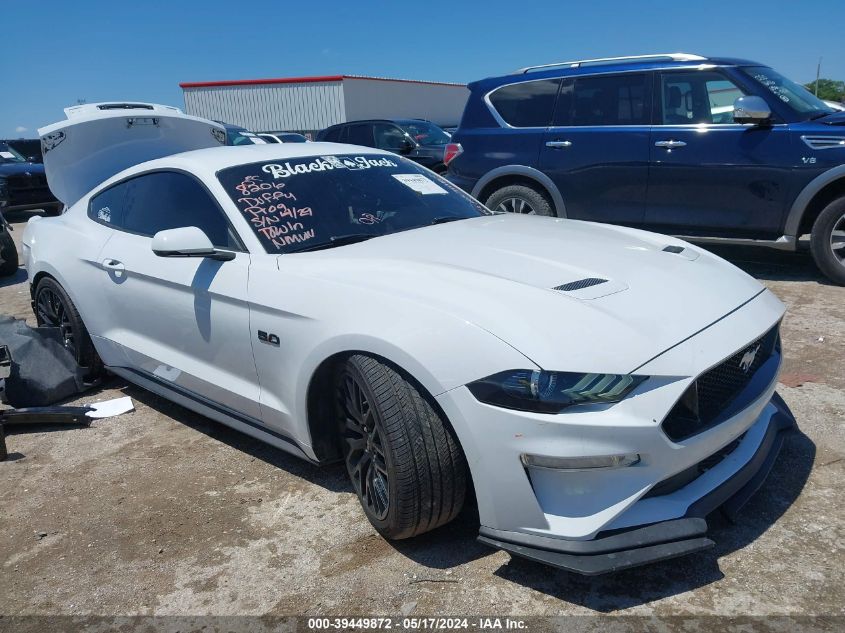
[467,370,648,413]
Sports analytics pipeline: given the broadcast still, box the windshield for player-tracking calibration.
[741,66,834,118]
[397,121,451,146]
[218,154,489,254]
[0,143,26,163]
[227,129,268,146]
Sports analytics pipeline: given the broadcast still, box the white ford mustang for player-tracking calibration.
[24,103,796,574]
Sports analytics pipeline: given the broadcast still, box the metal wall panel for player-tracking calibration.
[183,81,346,133]
[341,79,469,127]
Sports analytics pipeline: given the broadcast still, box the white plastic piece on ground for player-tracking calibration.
[85,396,134,419]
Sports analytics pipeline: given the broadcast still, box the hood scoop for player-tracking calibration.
[552,277,627,300]
[662,244,700,261]
[553,277,607,292]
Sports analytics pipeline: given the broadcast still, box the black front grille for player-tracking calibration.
[644,433,745,498]
[662,325,780,441]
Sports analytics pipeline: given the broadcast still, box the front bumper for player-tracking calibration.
[435,289,791,574]
[477,393,796,575]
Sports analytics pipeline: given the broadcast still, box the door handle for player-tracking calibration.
[102,258,125,272]
[545,140,573,149]
[654,140,687,149]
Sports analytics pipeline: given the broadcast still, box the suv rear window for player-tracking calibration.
[554,73,648,126]
[488,79,560,127]
[217,154,488,253]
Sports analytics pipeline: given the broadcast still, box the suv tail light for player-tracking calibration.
[443,143,463,167]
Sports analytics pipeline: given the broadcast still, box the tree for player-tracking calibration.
[804,78,845,102]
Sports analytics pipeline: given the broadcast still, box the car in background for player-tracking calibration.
[0,210,17,276]
[823,100,844,112]
[217,123,268,146]
[2,139,43,163]
[446,53,845,285]
[0,141,61,216]
[317,119,451,173]
[259,132,309,143]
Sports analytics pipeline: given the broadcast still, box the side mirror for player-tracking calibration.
[151,226,235,261]
[733,96,772,125]
[398,138,415,154]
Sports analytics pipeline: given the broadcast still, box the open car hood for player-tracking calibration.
[38,103,226,207]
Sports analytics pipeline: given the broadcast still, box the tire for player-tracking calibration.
[33,277,102,379]
[485,183,554,217]
[810,196,845,285]
[0,229,18,277]
[336,355,467,540]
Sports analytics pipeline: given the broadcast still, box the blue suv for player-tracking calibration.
[445,53,845,284]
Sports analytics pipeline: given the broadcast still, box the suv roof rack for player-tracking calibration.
[515,53,708,74]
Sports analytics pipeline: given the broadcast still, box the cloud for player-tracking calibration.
[15,126,28,133]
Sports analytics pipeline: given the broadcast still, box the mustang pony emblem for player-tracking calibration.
[739,344,760,373]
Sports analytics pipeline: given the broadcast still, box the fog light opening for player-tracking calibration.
[520,453,641,471]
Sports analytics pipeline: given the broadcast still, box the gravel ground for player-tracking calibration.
[1,210,843,625]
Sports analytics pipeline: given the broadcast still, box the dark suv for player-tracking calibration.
[446,53,845,284]
[0,141,61,216]
[317,119,452,173]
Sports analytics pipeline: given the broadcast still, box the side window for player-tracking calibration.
[119,172,239,249]
[322,127,342,142]
[345,123,375,146]
[373,124,408,151]
[89,181,129,227]
[488,79,560,127]
[660,72,747,125]
[555,73,648,126]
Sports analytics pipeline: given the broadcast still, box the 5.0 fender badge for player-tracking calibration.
[258,330,280,347]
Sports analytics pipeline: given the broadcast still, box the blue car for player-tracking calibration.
[445,53,845,284]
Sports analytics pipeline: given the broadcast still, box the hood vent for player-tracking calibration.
[801,135,845,150]
[554,278,608,292]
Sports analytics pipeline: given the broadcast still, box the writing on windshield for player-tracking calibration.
[218,154,486,254]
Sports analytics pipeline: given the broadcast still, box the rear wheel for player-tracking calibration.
[485,183,554,216]
[337,355,467,539]
[0,229,18,277]
[810,196,845,285]
[34,277,102,379]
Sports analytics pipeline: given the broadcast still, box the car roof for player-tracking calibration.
[117,142,394,177]
[470,56,765,91]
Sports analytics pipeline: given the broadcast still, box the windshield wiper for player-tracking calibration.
[430,216,466,225]
[291,233,377,253]
[809,111,835,121]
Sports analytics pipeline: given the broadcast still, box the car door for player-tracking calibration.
[645,69,794,236]
[539,72,651,224]
[92,170,262,420]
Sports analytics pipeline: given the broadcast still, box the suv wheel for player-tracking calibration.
[336,354,467,540]
[485,184,554,217]
[0,228,18,277]
[810,196,845,285]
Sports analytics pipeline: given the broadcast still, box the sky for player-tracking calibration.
[2,0,844,138]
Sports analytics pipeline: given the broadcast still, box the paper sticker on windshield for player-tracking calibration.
[0,152,14,159]
[97,206,112,222]
[392,174,448,195]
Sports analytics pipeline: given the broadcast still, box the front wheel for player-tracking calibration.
[337,355,467,539]
[0,229,18,277]
[810,197,845,285]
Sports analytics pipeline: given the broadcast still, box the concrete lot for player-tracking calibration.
[1,210,843,619]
